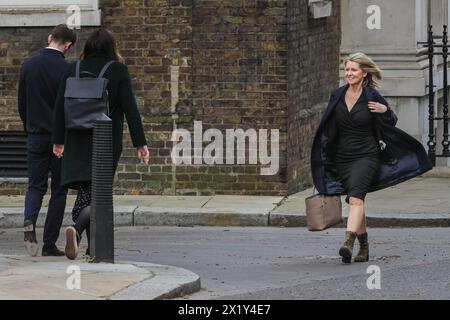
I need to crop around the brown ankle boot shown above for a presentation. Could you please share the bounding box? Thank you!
[339,231,357,264]
[354,232,369,262]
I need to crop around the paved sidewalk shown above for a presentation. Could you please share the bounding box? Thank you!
[0,174,449,229]
[0,254,200,300]
[0,171,449,299]
[272,176,450,228]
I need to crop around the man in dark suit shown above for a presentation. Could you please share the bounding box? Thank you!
[18,24,77,256]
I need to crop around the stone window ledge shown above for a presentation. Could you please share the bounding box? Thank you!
[0,178,27,183]
[0,1,101,27]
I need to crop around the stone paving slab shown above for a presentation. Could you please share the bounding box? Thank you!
[0,254,200,300]
[0,254,151,300]
[203,195,283,209]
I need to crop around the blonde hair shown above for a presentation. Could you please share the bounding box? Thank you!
[344,52,382,89]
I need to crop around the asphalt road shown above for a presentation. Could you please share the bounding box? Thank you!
[0,226,449,299]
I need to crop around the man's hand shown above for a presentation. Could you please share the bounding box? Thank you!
[137,145,150,164]
[53,144,64,158]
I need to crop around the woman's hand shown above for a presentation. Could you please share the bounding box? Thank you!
[137,145,150,164]
[53,144,64,158]
[368,101,388,113]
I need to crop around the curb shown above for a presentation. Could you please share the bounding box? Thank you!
[1,207,449,229]
[134,207,269,227]
[0,206,136,228]
[109,261,201,300]
[422,167,450,178]
[269,213,450,228]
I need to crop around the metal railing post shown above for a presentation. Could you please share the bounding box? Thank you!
[443,25,450,157]
[427,25,436,166]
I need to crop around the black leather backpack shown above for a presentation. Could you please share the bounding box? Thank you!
[64,60,114,130]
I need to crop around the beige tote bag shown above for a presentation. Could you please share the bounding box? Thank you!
[305,190,343,231]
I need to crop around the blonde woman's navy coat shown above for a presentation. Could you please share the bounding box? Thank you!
[311,85,432,195]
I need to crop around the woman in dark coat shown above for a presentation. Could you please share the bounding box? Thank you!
[311,52,432,264]
[52,29,149,259]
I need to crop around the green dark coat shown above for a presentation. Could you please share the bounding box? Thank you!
[53,53,147,188]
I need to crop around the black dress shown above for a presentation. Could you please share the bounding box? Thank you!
[334,89,380,202]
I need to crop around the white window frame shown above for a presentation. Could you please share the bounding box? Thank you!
[0,0,101,27]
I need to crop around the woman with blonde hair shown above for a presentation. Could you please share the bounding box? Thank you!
[311,52,431,263]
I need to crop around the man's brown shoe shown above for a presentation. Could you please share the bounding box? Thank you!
[42,245,65,256]
[24,220,39,257]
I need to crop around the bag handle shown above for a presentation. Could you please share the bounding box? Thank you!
[75,60,81,78]
[75,60,114,79]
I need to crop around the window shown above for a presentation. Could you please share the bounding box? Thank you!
[308,0,332,19]
[0,0,101,27]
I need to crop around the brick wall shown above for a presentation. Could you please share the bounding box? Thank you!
[0,0,340,196]
[286,0,341,194]
[102,0,193,195]
[181,0,288,195]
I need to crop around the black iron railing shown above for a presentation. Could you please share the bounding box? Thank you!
[418,25,450,166]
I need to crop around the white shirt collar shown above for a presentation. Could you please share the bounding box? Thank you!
[45,46,62,53]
